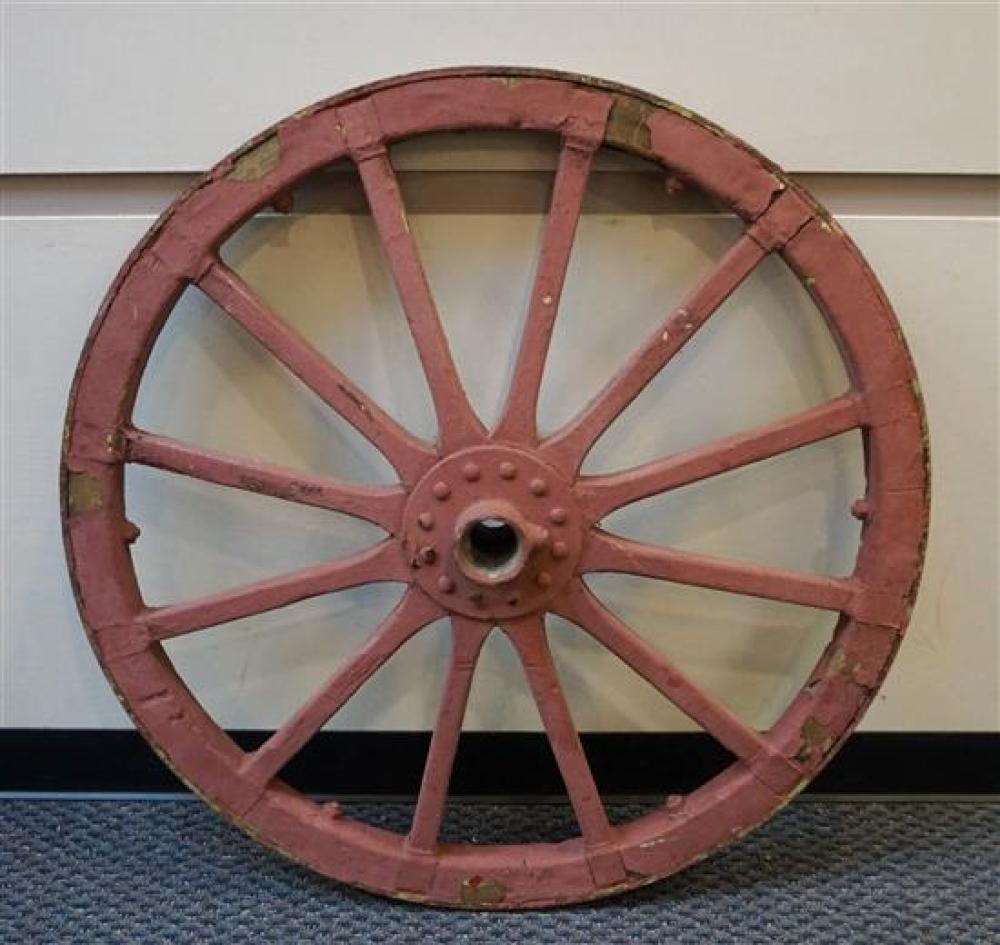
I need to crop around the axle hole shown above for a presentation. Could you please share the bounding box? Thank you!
[465,518,520,571]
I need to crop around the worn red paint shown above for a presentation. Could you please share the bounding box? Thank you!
[61,68,929,908]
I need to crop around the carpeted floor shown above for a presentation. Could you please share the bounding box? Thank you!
[1,799,997,943]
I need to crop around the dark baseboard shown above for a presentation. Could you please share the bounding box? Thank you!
[2,730,997,795]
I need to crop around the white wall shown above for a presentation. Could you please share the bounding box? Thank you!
[6,3,997,174]
[2,3,997,733]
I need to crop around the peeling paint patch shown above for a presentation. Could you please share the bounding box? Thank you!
[801,716,827,745]
[460,875,506,906]
[795,716,833,764]
[605,95,653,155]
[66,472,104,514]
[227,135,280,181]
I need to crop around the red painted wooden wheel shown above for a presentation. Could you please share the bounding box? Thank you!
[62,69,929,908]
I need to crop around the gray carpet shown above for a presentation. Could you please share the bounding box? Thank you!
[1,799,997,943]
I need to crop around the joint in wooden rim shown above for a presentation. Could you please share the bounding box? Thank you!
[337,98,390,163]
[747,189,815,252]
[560,89,614,153]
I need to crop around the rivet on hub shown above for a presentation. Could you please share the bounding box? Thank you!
[536,571,553,588]
[462,462,481,482]
[551,541,569,560]
[432,481,451,500]
[498,461,517,480]
[418,545,437,565]
[437,575,455,594]
[417,512,435,530]
[529,478,548,497]
[548,507,567,525]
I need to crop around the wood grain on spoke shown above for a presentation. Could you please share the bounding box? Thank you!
[339,99,485,452]
[241,589,443,787]
[553,581,777,764]
[581,530,856,613]
[406,618,492,854]
[494,141,601,443]
[145,540,406,641]
[577,394,864,521]
[502,616,618,854]
[124,427,406,533]
[541,234,766,474]
[198,260,434,484]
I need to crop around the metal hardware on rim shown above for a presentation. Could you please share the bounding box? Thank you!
[61,68,929,908]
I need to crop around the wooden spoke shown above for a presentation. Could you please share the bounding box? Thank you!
[241,589,444,788]
[493,141,600,443]
[145,540,406,641]
[577,394,864,521]
[124,427,406,533]
[198,260,435,484]
[339,102,485,453]
[581,530,857,614]
[541,233,766,474]
[553,581,777,764]
[502,616,618,854]
[405,618,492,854]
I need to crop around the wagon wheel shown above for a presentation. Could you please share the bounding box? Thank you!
[62,68,929,908]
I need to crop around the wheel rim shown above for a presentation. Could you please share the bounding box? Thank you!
[61,68,929,908]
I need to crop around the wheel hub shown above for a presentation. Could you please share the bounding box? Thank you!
[402,445,582,618]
